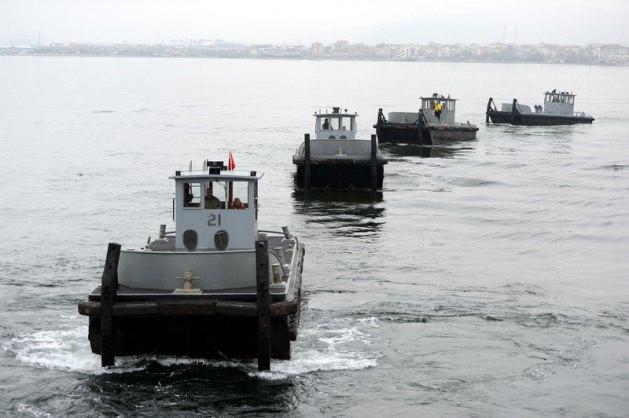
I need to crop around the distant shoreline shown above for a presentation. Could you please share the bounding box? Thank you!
[2,52,628,67]
[2,40,628,66]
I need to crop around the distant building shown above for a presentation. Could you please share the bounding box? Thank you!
[309,42,324,58]
[1,39,627,66]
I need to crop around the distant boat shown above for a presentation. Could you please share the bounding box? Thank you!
[293,107,387,191]
[486,90,594,125]
[374,93,479,145]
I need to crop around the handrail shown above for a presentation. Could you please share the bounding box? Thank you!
[268,250,288,278]
[258,229,286,235]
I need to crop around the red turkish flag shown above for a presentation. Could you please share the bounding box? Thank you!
[227,151,236,170]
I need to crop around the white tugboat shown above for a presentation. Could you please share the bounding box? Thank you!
[375,94,479,145]
[293,107,387,190]
[78,160,305,369]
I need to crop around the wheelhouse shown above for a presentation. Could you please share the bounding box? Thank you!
[543,90,575,116]
[170,162,261,251]
[421,94,457,124]
[314,107,358,140]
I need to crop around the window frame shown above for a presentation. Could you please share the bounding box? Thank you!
[182,181,202,210]
[204,180,228,210]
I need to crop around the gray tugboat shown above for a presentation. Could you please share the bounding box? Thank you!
[486,90,594,125]
[78,160,305,369]
[293,107,387,191]
[374,94,479,145]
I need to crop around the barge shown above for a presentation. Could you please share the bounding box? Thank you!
[486,90,594,125]
[78,161,305,369]
[374,94,478,145]
[293,107,387,191]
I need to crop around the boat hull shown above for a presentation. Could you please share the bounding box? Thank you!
[375,122,478,145]
[292,137,387,191]
[294,162,385,190]
[487,110,594,126]
[79,237,305,361]
[87,314,293,359]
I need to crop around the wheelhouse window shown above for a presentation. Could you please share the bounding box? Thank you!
[319,116,353,131]
[229,181,249,209]
[320,117,331,130]
[183,182,201,208]
[204,180,226,209]
[341,117,347,129]
[330,118,338,130]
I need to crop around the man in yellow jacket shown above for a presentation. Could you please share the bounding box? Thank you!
[434,101,443,121]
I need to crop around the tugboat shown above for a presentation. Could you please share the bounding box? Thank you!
[486,90,594,125]
[293,107,387,191]
[374,94,479,145]
[78,160,305,369]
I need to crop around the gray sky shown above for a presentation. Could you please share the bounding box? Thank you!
[2,0,628,45]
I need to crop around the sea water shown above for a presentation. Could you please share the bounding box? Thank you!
[0,56,628,416]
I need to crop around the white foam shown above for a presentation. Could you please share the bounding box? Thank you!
[249,320,379,380]
[3,316,380,378]
[2,327,105,373]
[1,327,244,374]
[253,349,377,379]
[15,403,53,418]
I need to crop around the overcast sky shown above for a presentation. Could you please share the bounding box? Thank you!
[2,0,628,45]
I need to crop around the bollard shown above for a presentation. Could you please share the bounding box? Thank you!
[370,134,378,191]
[100,242,121,367]
[255,240,271,371]
[271,263,283,284]
[512,99,518,124]
[304,133,311,190]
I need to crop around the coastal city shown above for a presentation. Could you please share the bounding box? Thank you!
[2,38,628,65]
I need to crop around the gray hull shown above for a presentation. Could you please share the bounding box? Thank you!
[486,110,595,126]
[428,124,478,144]
[375,122,478,145]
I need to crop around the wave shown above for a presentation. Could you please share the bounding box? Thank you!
[2,316,379,379]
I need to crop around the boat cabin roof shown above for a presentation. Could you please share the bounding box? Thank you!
[314,107,358,118]
[170,170,263,181]
[421,96,457,102]
[544,90,574,97]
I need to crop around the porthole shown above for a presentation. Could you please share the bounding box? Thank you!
[214,230,229,251]
[182,229,198,251]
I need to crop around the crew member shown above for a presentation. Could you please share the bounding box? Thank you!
[434,101,443,120]
[230,197,246,209]
[205,183,222,209]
